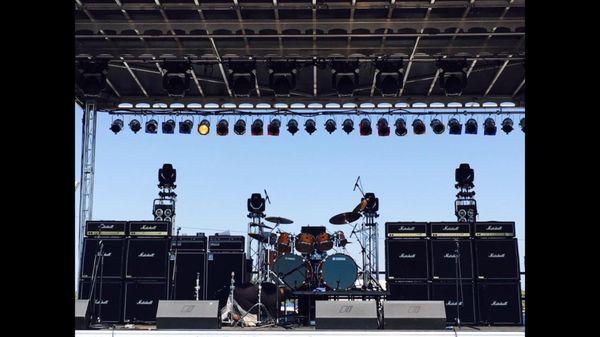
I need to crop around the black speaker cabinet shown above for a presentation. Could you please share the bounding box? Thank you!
[474,239,520,280]
[386,239,429,280]
[81,238,125,279]
[172,252,206,300]
[477,281,523,325]
[430,239,473,280]
[315,301,378,330]
[75,299,91,330]
[387,281,429,301]
[78,279,124,324]
[156,300,220,329]
[124,280,168,323]
[205,252,245,300]
[126,238,169,279]
[430,281,476,325]
[383,301,447,330]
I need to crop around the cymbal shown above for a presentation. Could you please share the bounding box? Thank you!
[353,198,369,213]
[248,232,277,244]
[329,212,362,225]
[249,222,273,229]
[265,216,294,225]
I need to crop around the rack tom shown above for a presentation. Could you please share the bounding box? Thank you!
[277,232,293,253]
[315,232,333,252]
[295,232,315,254]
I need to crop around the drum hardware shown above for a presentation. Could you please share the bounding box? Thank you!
[194,272,201,301]
[222,271,237,324]
[248,232,277,244]
[265,216,294,225]
[249,222,273,230]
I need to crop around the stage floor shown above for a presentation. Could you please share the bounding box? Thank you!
[76,326,524,337]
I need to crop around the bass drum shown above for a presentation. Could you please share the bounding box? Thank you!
[272,254,312,290]
[318,253,358,290]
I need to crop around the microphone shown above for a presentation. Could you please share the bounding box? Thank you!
[353,176,360,191]
[264,189,271,204]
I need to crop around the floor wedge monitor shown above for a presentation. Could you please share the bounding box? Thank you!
[156,300,220,329]
[315,300,378,330]
[383,301,446,330]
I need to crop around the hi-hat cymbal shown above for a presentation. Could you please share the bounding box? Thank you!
[329,212,362,225]
[265,216,294,225]
[248,232,277,244]
[249,222,273,229]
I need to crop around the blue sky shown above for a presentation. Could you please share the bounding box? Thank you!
[75,104,525,289]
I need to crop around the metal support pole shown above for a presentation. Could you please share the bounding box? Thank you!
[77,100,98,291]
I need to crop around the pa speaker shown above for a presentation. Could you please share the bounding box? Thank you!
[75,300,91,330]
[315,300,378,330]
[383,301,446,330]
[156,300,220,329]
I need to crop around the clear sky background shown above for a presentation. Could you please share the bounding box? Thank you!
[74,104,525,290]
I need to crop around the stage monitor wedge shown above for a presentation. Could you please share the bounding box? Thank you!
[383,301,447,330]
[156,300,220,329]
[75,299,91,330]
[315,300,378,330]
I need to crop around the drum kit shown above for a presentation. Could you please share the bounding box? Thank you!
[248,214,361,292]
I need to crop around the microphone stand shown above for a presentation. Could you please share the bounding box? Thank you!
[89,240,105,326]
[170,227,181,300]
[454,239,462,328]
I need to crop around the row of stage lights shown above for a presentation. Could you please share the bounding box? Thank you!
[110,116,525,136]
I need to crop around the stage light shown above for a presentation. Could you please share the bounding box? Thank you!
[465,118,478,134]
[287,119,299,135]
[162,61,190,97]
[483,118,497,136]
[501,118,514,134]
[247,193,266,214]
[129,119,142,133]
[374,58,404,96]
[519,117,525,133]
[268,60,298,97]
[448,118,462,135]
[331,60,360,97]
[305,119,317,135]
[234,119,246,135]
[216,119,229,136]
[438,60,468,96]
[377,118,390,136]
[268,119,281,136]
[158,163,176,188]
[324,119,337,134]
[77,60,108,97]
[198,119,210,135]
[251,119,264,136]
[359,118,372,136]
[455,163,474,189]
[162,119,175,134]
[394,118,407,136]
[145,119,158,134]
[110,119,124,134]
[430,119,445,134]
[179,119,193,134]
[227,59,257,97]
[342,118,354,134]
[412,119,426,135]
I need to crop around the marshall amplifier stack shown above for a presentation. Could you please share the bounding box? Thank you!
[385,221,521,326]
[206,235,246,300]
[79,220,172,326]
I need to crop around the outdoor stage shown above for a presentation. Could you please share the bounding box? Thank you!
[76,326,525,337]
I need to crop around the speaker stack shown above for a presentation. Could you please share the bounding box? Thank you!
[79,221,127,325]
[385,221,522,326]
[205,234,246,300]
[124,221,171,324]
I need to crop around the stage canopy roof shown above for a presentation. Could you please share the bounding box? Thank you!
[75,0,525,110]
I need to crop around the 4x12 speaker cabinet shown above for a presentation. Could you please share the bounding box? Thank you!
[172,252,206,300]
[430,281,476,325]
[386,239,429,280]
[430,239,473,280]
[477,281,523,325]
[126,238,169,279]
[78,279,124,324]
[124,280,168,323]
[474,239,520,280]
[81,238,125,279]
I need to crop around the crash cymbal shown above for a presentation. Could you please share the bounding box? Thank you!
[249,222,273,229]
[265,216,294,225]
[329,212,362,225]
[248,232,277,244]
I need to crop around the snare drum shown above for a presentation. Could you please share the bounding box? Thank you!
[295,232,315,254]
[315,232,333,252]
[277,232,293,253]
